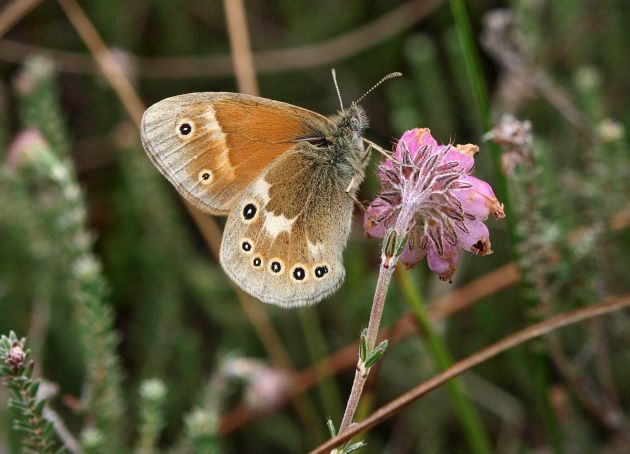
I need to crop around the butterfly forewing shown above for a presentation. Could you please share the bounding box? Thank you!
[140,92,331,214]
[219,143,354,307]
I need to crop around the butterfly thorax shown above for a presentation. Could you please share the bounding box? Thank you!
[307,103,368,194]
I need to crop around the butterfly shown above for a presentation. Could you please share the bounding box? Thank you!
[140,72,400,307]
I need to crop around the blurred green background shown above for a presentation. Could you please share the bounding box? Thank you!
[1,0,629,452]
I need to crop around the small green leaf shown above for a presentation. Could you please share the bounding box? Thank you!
[30,380,40,398]
[359,328,368,362]
[35,399,47,415]
[342,440,367,454]
[326,418,337,437]
[394,232,409,257]
[382,229,398,258]
[365,339,389,369]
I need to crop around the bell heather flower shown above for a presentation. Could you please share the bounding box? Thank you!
[364,128,505,281]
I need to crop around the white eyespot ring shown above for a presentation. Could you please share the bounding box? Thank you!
[268,258,285,275]
[176,118,195,140]
[290,263,309,282]
[198,169,213,185]
[241,202,259,223]
[313,263,330,279]
[240,238,254,254]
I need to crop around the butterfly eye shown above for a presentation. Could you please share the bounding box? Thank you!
[242,203,258,222]
[314,265,329,279]
[291,265,308,282]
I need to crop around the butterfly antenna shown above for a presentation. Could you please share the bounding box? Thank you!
[354,72,402,105]
[331,68,344,110]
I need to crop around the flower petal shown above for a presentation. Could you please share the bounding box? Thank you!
[399,227,427,268]
[395,128,437,161]
[455,175,505,220]
[427,241,460,281]
[444,145,475,173]
[456,220,492,255]
[364,198,393,238]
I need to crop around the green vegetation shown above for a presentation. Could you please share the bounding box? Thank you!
[1,1,629,452]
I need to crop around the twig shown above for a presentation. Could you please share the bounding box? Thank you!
[0,0,442,78]
[223,0,259,95]
[310,293,630,453]
[0,0,42,38]
[38,381,80,453]
[56,0,145,126]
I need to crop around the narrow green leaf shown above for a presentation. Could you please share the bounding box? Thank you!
[359,328,368,363]
[326,418,337,437]
[342,440,367,454]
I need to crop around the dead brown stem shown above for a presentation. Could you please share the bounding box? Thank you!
[0,0,441,78]
[223,0,259,95]
[310,293,630,454]
[0,0,42,39]
[57,0,145,126]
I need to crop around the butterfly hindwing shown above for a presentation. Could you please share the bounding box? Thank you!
[219,143,354,307]
[141,92,331,214]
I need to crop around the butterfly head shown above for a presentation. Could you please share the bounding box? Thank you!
[334,102,368,143]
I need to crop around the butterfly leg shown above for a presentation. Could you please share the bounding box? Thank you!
[363,138,406,167]
[362,138,391,160]
[345,177,366,212]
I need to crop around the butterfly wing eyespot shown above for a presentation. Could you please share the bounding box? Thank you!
[198,169,213,185]
[269,259,285,275]
[219,143,357,307]
[176,119,195,139]
[242,202,258,222]
[290,264,308,282]
[141,92,332,215]
[314,264,330,279]
[240,238,254,254]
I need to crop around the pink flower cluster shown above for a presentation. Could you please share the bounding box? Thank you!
[364,128,505,281]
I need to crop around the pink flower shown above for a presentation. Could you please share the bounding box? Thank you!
[364,128,504,281]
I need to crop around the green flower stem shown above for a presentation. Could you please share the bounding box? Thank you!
[449,1,561,449]
[339,260,395,433]
[299,308,345,424]
[397,269,492,454]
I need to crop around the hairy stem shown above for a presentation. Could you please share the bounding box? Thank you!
[339,259,395,432]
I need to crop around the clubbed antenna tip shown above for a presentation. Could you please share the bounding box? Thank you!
[354,72,403,105]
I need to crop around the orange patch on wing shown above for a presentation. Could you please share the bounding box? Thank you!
[214,99,325,182]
